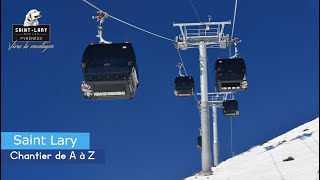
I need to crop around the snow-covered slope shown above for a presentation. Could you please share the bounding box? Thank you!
[185,118,319,180]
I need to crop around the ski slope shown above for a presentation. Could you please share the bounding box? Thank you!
[185,118,319,180]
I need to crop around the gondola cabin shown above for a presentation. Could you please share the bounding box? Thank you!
[81,43,139,100]
[222,100,239,116]
[215,58,247,92]
[174,76,194,97]
[197,136,202,149]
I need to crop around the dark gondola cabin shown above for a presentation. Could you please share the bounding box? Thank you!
[215,58,247,92]
[174,76,194,97]
[81,43,139,100]
[197,136,202,149]
[222,100,239,116]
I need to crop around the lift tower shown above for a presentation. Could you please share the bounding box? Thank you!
[174,19,231,174]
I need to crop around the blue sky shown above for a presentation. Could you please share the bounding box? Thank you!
[1,0,319,180]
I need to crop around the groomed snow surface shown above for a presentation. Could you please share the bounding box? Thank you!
[185,118,319,180]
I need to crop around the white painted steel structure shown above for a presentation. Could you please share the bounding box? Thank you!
[174,20,233,174]
[82,0,241,176]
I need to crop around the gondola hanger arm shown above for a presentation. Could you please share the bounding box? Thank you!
[92,10,111,44]
[92,11,108,22]
[176,63,183,76]
[83,0,174,42]
[230,37,241,59]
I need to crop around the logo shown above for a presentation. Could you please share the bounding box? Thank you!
[9,9,54,53]
[13,9,50,42]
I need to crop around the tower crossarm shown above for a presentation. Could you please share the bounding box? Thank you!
[173,21,231,50]
[197,92,234,108]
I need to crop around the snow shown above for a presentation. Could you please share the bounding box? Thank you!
[184,118,319,180]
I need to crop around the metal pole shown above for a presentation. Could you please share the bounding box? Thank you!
[212,105,219,166]
[199,41,212,173]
